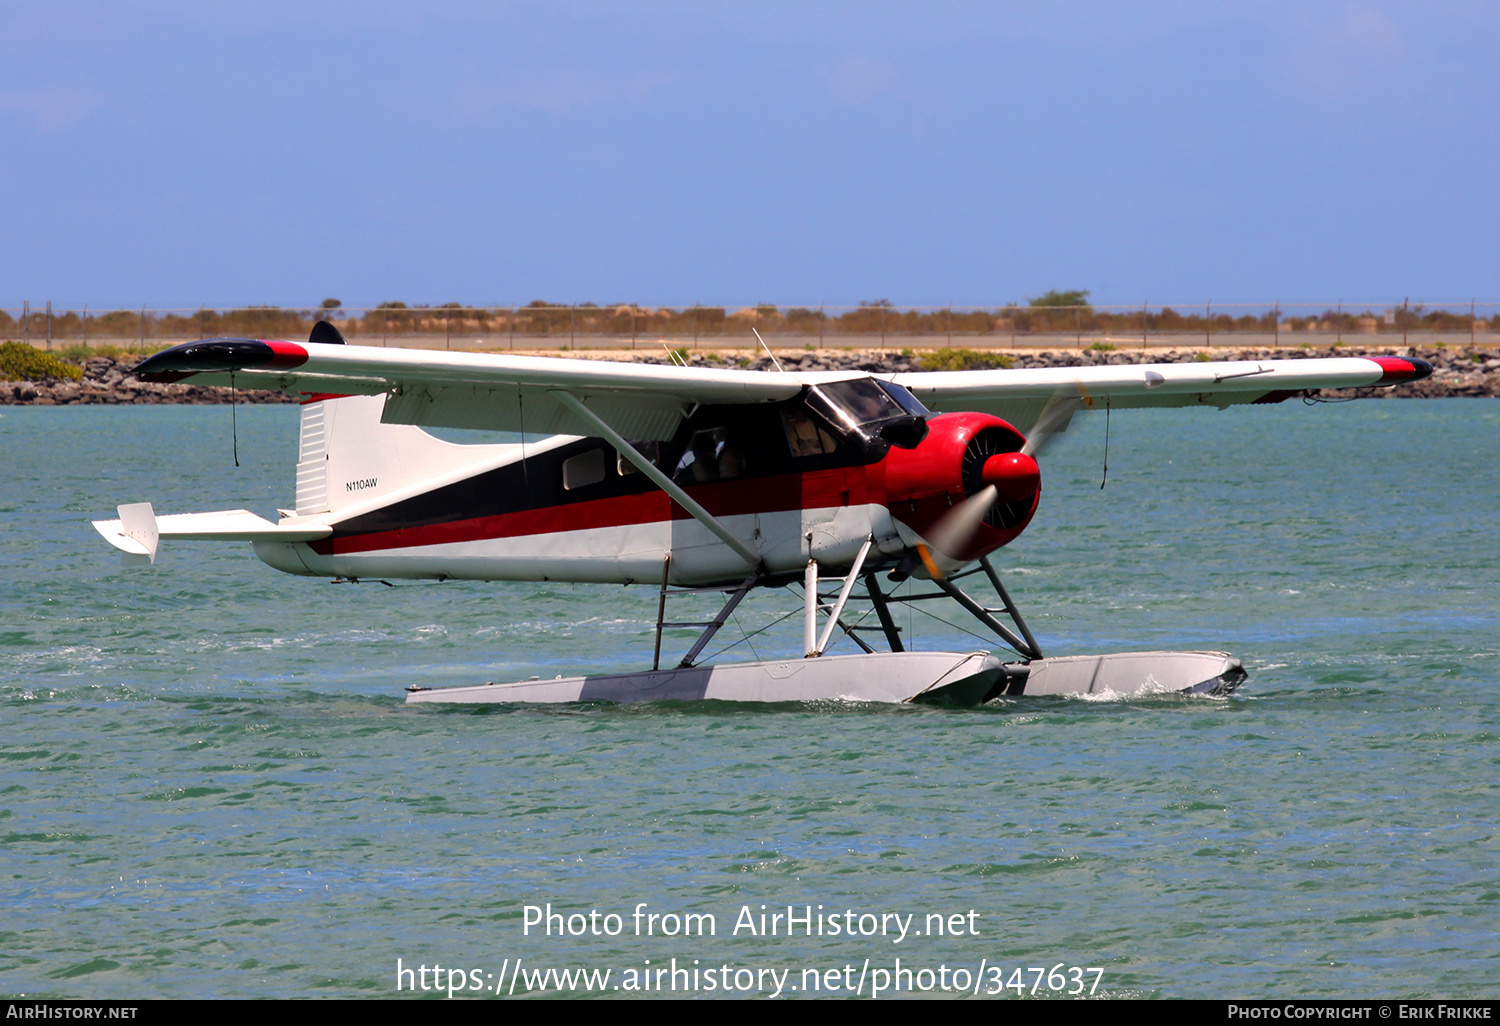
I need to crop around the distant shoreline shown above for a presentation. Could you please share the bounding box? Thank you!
[6,297,1498,353]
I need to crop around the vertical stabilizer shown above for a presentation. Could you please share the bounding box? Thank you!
[295,401,330,514]
[116,502,159,566]
[294,394,525,516]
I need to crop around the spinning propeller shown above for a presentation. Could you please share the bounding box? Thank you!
[1020,391,1084,459]
[921,389,1082,570]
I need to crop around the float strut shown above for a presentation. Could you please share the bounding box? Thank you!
[979,556,1042,659]
[677,574,757,668]
[933,573,1042,661]
[652,554,670,671]
[863,572,905,652]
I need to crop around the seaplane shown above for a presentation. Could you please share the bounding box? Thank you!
[91,321,1432,705]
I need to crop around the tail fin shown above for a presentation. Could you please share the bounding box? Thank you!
[294,398,334,514]
[294,394,521,517]
[95,384,520,566]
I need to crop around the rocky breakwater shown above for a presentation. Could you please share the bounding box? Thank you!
[1,355,298,406]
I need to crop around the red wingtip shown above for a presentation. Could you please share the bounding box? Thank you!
[1368,356,1433,384]
[264,341,310,369]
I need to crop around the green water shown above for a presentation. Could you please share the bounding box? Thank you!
[1,400,1497,999]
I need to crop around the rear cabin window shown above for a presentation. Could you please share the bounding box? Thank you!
[562,449,607,490]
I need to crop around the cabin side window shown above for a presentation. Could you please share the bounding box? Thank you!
[673,427,746,483]
[781,408,838,457]
[562,448,607,490]
[616,440,661,477]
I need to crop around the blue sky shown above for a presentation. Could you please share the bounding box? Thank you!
[2,2,1495,309]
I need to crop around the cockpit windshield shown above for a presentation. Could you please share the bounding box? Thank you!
[814,379,930,430]
[804,378,932,453]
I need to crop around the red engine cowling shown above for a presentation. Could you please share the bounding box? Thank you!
[877,412,1041,562]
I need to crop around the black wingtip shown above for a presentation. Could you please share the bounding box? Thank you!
[309,320,347,345]
[133,338,311,381]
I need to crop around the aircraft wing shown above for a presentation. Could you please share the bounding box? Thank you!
[135,339,804,440]
[134,338,1430,441]
[887,355,1432,434]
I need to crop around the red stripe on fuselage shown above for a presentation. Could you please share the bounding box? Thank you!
[310,465,877,556]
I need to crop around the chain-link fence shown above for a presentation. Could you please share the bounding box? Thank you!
[5,300,1497,352]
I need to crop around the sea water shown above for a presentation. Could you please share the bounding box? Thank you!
[1,399,1497,999]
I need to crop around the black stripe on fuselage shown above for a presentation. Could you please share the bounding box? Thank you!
[328,400,876,540]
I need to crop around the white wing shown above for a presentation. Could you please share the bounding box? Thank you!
[136,339,801,440]
[135,338,1430,440]
[888,356,1430,434]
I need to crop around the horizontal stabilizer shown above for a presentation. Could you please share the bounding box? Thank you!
[93,505,331,565]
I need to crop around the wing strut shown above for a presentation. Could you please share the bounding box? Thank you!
[549,390,762,570]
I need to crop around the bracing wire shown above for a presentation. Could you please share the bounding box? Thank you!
[1100,396,1110,489]
[906,601,1000,647]
[517,386,530,491]
[1303,388,1378,404]
[230,371,239,467]
[700,606,802,664]
[730,610,760,661]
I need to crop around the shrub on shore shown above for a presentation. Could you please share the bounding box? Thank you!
[0,341,83,381]
[55,343,149,361]
[918,348,1014,371]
